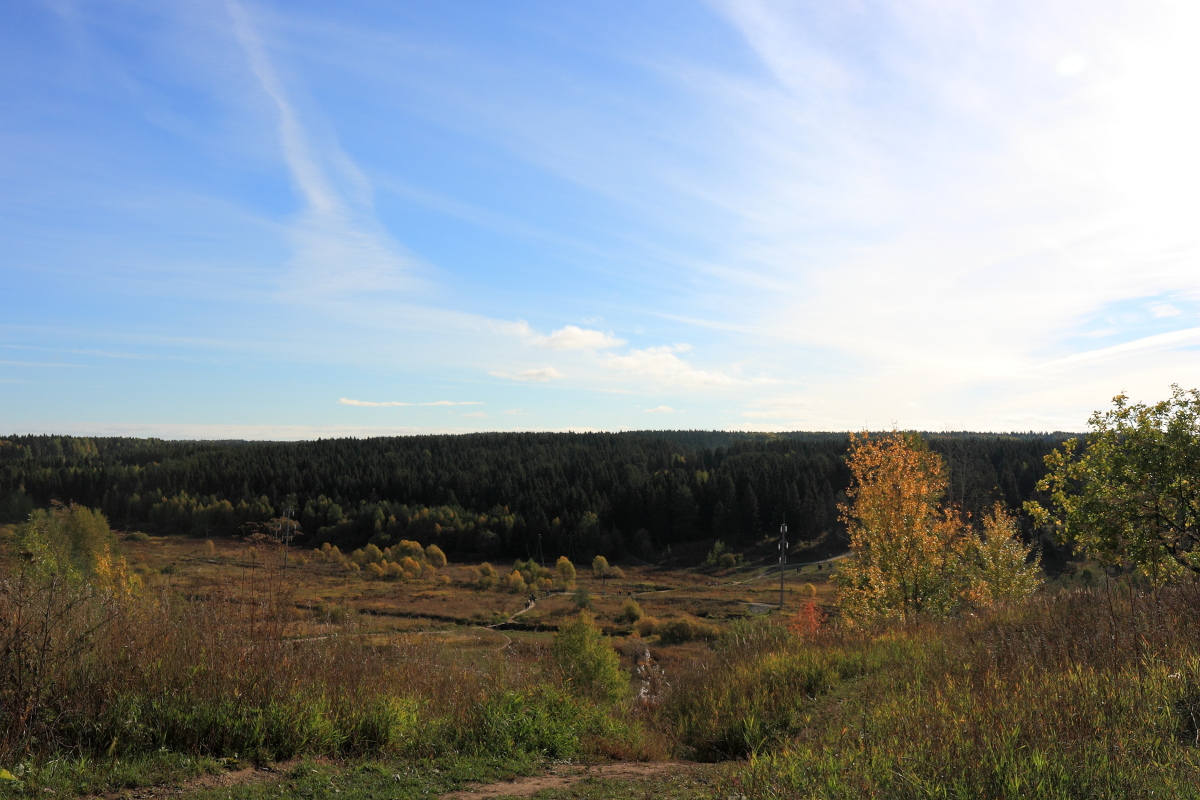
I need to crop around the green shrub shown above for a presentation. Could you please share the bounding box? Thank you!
[448,687,636,760]
[552,612,627,706]
[622,598,644,624]
[476,562,498,590]
[503,569,527,594]
[657,617,719,645]
[424,544,447,568]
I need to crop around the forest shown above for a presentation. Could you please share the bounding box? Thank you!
[0,430,1068,560]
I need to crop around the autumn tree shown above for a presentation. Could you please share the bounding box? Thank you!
[1026,386,1200,582]
[555,555,576,589]
[15,503,127,589]
[836,432,1039,625]
[551,611,626,705]
[592,554,614,594]
[972,504,1042,604]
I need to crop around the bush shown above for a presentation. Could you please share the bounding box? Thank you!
[556,556,576,589]
[573,586,592,609]
[424,544,447,568]
[551,612,627,706]
[622,598,644,624]
[476,562,498,590]
[705,540,743,570]
[657,617,719,645]
[503,570,528,594]
[634,616,658,637]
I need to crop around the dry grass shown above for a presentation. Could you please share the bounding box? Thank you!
[117,535,835,648]
[658,580,1200,798]
[0,537,662,771]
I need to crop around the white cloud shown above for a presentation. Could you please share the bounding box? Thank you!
[536,325,625,350]
[600,346,739,387]
[644,405,676,413]
[501,321,624,350]
[338,398,482,407]
[488,367,565,382]
[227,0,420,299]
[1056,54,1089,77]
[1032,327,1200,371]
[462,411,489,418]
[1151,303,1182,318]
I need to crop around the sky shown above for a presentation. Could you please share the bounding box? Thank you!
[2,0,1199,439]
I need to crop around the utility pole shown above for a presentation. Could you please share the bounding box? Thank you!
[280,508,294,570]
[778,517,788,610]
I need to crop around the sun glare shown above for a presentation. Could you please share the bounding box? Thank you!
[1100,3,1200,233]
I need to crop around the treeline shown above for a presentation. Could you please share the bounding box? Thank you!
[0,431,1069,561]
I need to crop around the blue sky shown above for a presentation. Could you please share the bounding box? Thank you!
[3,0,1199,438]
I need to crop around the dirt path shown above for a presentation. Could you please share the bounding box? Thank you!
[86,759,313,800]
[439,760,691,799]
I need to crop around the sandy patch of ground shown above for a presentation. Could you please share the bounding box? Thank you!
[440,760,688,799]
[89,759,315,800]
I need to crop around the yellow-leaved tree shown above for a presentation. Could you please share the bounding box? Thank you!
[835,432,1039,625]
[14,502,134,593]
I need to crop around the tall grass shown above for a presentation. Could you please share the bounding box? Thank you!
[663,581,1200,798]
[0,551,651,770]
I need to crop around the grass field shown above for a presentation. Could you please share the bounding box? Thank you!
[118,533,838,660]
[9,527,1200,799]
[0,528,824,798]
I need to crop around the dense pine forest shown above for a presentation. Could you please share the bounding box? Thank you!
[0,431,1070,561]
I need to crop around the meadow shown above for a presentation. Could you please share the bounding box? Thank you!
[5,521,1200,799]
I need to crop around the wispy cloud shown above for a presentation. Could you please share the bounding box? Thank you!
[338,398,482,407]
[488,367,565,382]
[225,0,422,299]
[600,346,741,387]
[1033,327,1200,371]
[644,405,676,413]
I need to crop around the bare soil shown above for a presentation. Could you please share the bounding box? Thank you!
[439,760,690,799]
[88,758,315,800]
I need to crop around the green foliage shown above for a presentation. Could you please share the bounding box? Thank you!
[14,503,121,586]
[449,688,637,760]
[475,562,498,590]
[551,612,627,706]
[1027,385,1200,581]
[424,543,447,568]
[718,585,1200,798]
[555,555,576,588]
[502,569,527,594]
[0,431,1066,561]
[973,503,1043,603]
[621,598,643,623]
[704,540,743,570]
[663,617,866,759]
[655,617,720,645]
